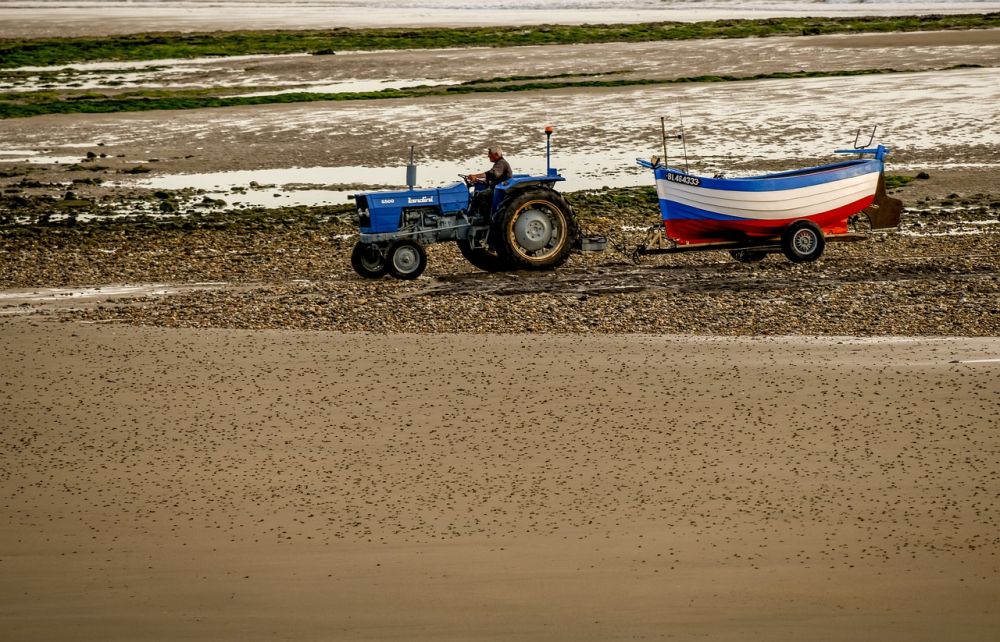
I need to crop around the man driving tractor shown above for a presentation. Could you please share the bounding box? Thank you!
[466,145,512,216]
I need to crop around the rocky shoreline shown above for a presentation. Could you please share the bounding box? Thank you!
[2,185,998,336]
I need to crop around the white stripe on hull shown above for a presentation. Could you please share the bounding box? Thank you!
[656,171,879,220]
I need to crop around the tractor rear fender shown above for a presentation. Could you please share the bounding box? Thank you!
[492,175,565,213]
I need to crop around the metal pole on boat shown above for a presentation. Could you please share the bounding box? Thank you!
[660,116,668,168]
[678,108,690,173]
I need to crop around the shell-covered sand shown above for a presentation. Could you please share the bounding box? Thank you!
[2,321,999,640]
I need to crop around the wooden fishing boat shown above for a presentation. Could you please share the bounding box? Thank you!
[635,144,902,263]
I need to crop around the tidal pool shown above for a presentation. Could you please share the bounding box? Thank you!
[130,151,652,208]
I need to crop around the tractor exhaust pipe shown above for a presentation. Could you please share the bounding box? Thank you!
[406,145,417,190]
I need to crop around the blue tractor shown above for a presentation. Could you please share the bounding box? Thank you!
[350,127,581,279]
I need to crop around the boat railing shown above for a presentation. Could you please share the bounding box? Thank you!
[833,144,889,161]
[638,143,889,174]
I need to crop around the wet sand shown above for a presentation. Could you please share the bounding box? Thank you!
[2,317,999,640]
[3,2,997,39]
[0,5,679,39]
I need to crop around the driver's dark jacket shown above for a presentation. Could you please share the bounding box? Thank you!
[485,157,513,186]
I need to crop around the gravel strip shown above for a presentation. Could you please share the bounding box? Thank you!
[3,197,997,335]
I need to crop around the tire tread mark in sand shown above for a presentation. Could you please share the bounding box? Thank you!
[397,261,1000,298]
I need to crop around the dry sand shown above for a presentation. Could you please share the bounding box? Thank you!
[2,317,999,640]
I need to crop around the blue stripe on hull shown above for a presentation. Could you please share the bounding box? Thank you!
[660,199,745,222]
[654,158,882,193]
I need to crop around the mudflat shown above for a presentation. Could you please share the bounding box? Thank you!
[2,318,998,640]
[3,30,1000,178]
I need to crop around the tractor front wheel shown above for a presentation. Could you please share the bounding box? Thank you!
[351,242,388,279]
[496,188,578,270]
[387,240,427,280]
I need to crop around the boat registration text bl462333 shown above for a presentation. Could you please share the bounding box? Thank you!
[666,173,701,187]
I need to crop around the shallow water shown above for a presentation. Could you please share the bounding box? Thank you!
[3,0,999,37]
[0,152,91,165]
[237,79,461,98]
[131,150,650,207]
[4,67,995,210]
[107,67,1000,197]
[0,54,304,92]
[1,52,461,95]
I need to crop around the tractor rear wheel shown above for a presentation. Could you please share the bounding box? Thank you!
[351,242,387,279]
[495,188,578,270]
[457,238,511,273]
[387,239,427,280]
[781,220,825,263]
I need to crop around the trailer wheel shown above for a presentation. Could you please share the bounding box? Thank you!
[496,188,578,270]
[456,239,511,273]
[781,220,825,263]
[729,249,768,263]
[351,242,388,279]
[387,240,427,280]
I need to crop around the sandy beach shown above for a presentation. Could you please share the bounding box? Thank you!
[3,4,1000,639]
[2,318,999,640]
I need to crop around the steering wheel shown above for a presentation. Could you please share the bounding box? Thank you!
[458,173,477,187]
